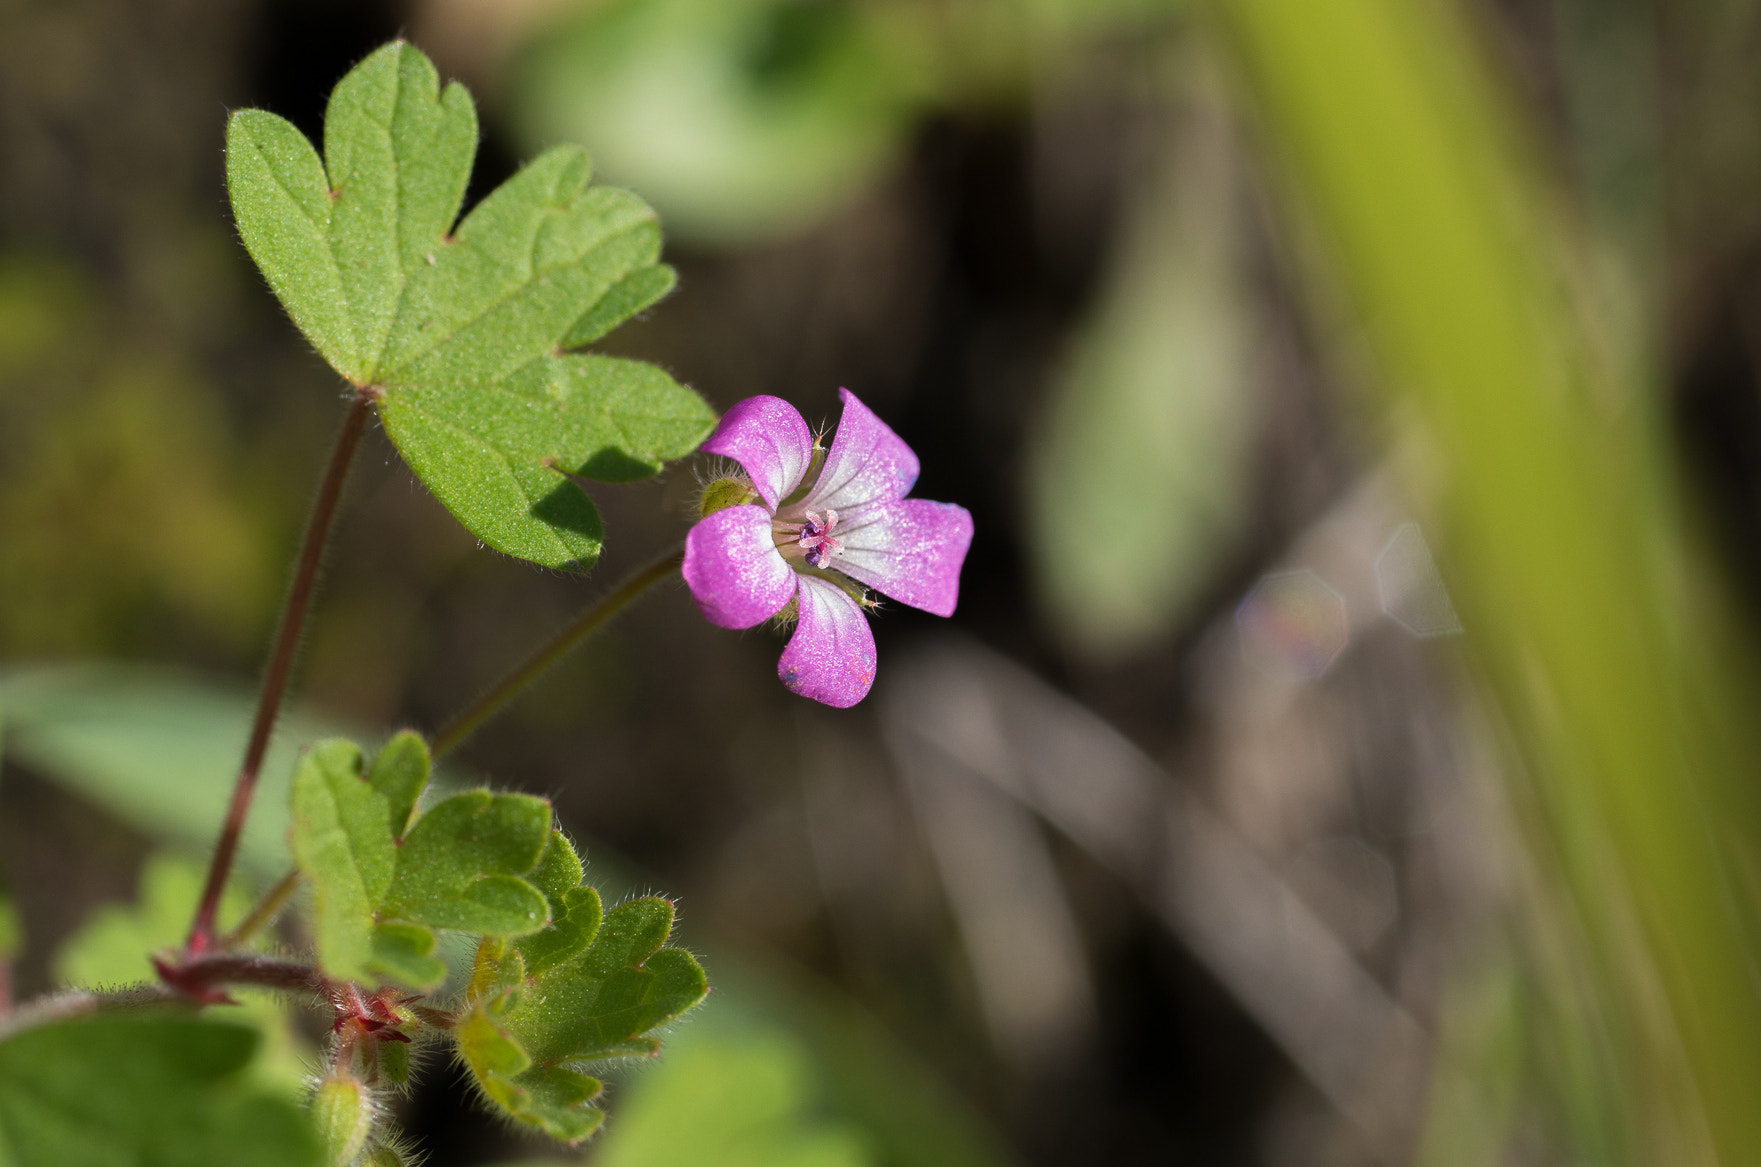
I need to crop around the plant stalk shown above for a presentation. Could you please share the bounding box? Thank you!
[186,390,376,955]
[221,867,302,952]
[429,545,684,760]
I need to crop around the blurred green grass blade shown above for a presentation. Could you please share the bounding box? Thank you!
[1209,0,1761,1161]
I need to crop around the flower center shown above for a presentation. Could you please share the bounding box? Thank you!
[790,509,843,568]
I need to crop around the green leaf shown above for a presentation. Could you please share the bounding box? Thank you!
[366,730,429,840]
[458,898,707,1146]
[381,790,551,934]
[292,744,553,988]
[0,1015,320,1166]
[377,351,712,570]
[507,897,706,1066]
[291,740,396,983]
[518,832,603,975]
[227,40,715,571]
[369,923,447,990]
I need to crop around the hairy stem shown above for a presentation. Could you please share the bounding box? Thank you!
[163,953,326,997]
[186,390,376,954]
[222,867,302,952]
[3,955,329,1040]
[429,545,684,760]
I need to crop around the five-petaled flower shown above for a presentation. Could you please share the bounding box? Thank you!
[682,389,973,707]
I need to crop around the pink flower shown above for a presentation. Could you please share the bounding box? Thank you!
[682,389,974,707]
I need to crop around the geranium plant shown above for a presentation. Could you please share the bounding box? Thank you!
[0,40,967,1166]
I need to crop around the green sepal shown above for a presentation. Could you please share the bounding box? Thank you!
[226,40,715,572]
[378,1039,412,1088]
[312,1074,373,1167]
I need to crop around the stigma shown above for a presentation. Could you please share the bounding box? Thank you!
[792,509,843,568]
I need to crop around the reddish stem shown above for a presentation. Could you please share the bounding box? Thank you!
[186,390,376,954]
[157,952,327,1001]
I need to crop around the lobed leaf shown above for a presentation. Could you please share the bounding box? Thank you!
[517,832,603,975]
[508,897,706,1066]
[290,737,552,989]
[381,790,551,934]
[457,897,707,1145]
[291,740,396,983]
[365,729,429,840]
[227,40,715,571]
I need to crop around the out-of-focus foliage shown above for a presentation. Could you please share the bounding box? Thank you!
[51,853,312,1097]
[506,0,931,246]
[0,665,343,877]
[1028,56,1254,654]
[595,1030,873,1167]
[0,1015,319,1167]
[0,257,274,656]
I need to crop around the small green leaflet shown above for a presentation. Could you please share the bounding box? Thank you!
[0,1015,320,1166]
[290,734,552,989]
[457,891,708,1145]
[227,40,715,570]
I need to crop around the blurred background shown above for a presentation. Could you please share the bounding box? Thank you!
[7,0,1761,1164]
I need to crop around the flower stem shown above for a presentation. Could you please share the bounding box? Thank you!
[429,545,684,761]
[221,867,302,952]
[186,390,376,955]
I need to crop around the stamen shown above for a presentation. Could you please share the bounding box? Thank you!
[791,509,843,567]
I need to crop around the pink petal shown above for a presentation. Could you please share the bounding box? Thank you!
[832,499,973,617]
[700,396,815,511]
[683,504,797,629]
[778,576,877,708]
[798,389,920,513]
